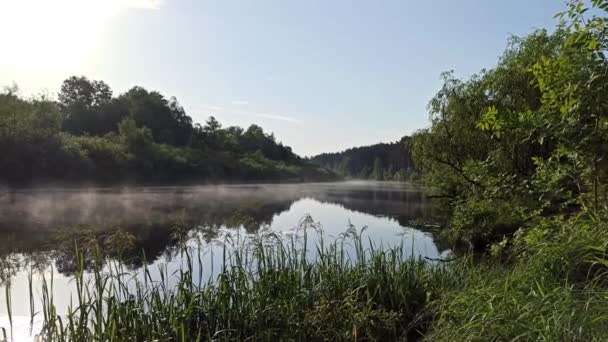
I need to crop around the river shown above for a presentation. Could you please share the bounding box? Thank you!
[0,181,444,340]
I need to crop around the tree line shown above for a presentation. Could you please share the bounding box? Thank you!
[309,137,418,181]
[0,77,336,186]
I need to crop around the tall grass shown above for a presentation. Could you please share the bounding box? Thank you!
[1,221,453,341]
[5,216,607,341]
[427,217,608,341]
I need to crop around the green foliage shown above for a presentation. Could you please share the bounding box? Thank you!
[59,76,127,136]
[429,216,608,341]
[0,91,64,183]
[412,1,608,339]
[3,226,455,341]
[372,157,384,180]
[310,137,417,181]
[446,197,523,252]
[119,86,192,146]
[0,80,336,185]
[410,21,607,250]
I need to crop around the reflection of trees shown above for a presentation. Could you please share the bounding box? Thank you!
[308,188,432,227]
[0,183,442,276]
[0,234,38,285]
[0,253,20,286]
[0,189,297,275]
[305,188,449,251]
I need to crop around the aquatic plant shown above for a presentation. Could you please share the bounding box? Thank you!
[1,220,452,341]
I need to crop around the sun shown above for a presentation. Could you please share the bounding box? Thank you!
[0,0,160,74]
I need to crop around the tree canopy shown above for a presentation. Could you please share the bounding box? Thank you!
[411,1,608,252]
[0,78,336,186]
[310,137,417,181]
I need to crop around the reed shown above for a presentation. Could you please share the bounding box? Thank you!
[2,218,608,340]
[2,222,452,341]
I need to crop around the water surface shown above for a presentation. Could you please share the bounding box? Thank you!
[0,181,442,340]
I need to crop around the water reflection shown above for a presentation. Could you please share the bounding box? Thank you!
[0,181,447,342]
[0,181,439,279]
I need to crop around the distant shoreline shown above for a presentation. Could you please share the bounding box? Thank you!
[0,179,426,193]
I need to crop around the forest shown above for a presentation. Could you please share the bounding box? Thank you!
[0,78,336,186]
[309,137,419,181]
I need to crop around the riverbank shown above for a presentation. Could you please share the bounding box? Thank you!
[2,214,606,341]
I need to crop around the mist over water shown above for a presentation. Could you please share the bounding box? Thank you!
[0,181,442,341]
[0,181,425,228]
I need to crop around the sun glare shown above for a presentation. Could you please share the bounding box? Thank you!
[0,0,159,73]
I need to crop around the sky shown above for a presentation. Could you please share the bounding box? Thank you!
[0,0,566,156]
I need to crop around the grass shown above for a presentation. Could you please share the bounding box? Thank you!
[1,219,454,341]
[427,216,608,341]
[428,262,608,341]
[2,216,608,341]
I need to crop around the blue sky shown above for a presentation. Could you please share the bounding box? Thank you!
[0,0,565,156]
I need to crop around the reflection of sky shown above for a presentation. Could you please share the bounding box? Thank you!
[0,196,439,341]
[272,198,439,259]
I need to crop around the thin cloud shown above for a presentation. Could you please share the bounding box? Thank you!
[231,100,249,106]
[254,113,301,124]
[193,103,302,125]
[196,104,224,112]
